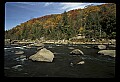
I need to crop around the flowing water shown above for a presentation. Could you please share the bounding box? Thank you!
[4,44,115,78]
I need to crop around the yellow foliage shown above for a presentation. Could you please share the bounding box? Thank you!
[79,27,84,32]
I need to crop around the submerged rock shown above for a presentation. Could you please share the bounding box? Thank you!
[70,56,85,67]
[98,50,116,57]
[70,49,84,55]
[15,51,24,55]
[82,45,91,49]
[12,65,23,71]
[108,45,116,48]
[15,55,27,63]
[29,48,54,62]
[68,47,74,50]
[12,65,23,69]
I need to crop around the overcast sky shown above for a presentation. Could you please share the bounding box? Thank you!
[5,2,106,30]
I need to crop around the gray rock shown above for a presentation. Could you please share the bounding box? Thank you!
[98,45,106,49]
[77,61,85,65]
[29,48,54,62]
[70,49,84,55]
[98,50,116,57]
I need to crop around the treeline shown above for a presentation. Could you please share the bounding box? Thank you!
[5,3,116,40]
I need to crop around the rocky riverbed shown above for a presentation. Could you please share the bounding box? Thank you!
[4,43,115,77]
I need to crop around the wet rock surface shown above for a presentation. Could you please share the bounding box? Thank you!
[98,50,116,57]
[29,48,54,62]
[70,49,84,55]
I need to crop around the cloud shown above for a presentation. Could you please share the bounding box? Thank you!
[44,2,53,6]
[59,2,105,11]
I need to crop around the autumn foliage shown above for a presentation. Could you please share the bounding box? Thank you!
[5,3,116,40]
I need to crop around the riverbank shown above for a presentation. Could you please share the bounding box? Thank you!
[42,39,116,45]
[5,39,116,46]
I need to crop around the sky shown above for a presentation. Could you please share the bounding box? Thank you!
[5,2,106,31]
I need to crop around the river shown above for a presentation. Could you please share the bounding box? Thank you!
[4,43,115,78]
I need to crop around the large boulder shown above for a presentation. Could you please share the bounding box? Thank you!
[98,45,106,49]
[98,50,116,57]
[29,48,54,62]
[70,49,84,55]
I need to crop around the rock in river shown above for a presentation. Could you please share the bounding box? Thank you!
[29,48,54,62]
[15,51,24,55]
[77,61,85,65]
[98,45,106,49]
[70,49,84,55]
[34,43,44,47]
[98,50,116,57]
[12,65,23,71]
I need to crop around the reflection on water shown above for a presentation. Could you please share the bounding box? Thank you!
[4,44,115,77]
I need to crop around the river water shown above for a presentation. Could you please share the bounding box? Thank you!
[4,44,115,78]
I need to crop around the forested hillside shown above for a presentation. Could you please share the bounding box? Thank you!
[5,3,116,40]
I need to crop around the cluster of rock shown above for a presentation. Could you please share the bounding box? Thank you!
[92,44,116,58]
[10,38,116,67]
[96,45,116,58]
[70,49,85,66]
[5,39,11,45]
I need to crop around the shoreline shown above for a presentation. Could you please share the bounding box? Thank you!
[42,41,115,45]
[5,39,116,45]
